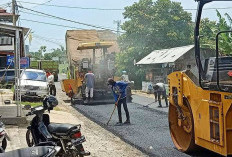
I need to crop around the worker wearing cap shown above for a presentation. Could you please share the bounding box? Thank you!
[153,82,168,108]
[108,78,130,125]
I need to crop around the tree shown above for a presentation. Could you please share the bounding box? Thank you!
[27,46,46,60]
[116,0,193,88]
[199,10,232,55]
[199,18,217,49]
[44,46,67,63]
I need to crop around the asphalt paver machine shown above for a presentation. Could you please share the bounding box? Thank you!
[61,42,132,105]
[168,0,232,156]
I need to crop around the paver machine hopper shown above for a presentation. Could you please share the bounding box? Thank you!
[168,0,232,156]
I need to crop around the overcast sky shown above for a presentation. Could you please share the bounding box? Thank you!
[0,0,232,52]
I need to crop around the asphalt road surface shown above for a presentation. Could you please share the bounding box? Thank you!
[72,96,221,157]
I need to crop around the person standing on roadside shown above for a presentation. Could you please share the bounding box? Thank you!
[153,82,168,108]
[107,78,130,125]
[84,69,95,103]
[48,72,56,96]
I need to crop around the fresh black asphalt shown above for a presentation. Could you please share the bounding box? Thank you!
[73,95,221,157]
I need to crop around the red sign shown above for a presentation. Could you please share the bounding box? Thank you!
[227,71,232,77]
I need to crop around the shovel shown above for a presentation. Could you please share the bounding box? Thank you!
[106,94,121,126]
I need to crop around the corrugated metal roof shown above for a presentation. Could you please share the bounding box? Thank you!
[136,45,194,65]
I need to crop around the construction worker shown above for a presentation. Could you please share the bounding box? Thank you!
[153,82,168,108]
[48,72,56,96]
[108,78,130,125]
[84,69,95,103]
[121,71,129,82]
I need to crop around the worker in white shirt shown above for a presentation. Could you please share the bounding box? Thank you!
[48,72,56,96]
[153,82,168,108]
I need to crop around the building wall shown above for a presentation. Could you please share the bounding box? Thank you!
[175,48,214,71]
[144,48,214,84]
[66,30,120,78]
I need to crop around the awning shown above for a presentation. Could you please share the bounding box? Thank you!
[136,45,194,65]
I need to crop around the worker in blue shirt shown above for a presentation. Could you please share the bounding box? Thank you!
[108,78,130,125]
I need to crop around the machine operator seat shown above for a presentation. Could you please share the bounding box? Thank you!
[48,123,78,135]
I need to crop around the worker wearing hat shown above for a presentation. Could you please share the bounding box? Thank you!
[108,78,130,125]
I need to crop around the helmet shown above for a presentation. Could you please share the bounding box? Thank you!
[43,95,58,111]
[107,78,115,85]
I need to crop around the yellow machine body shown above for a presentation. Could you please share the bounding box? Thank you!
[62,41,114,98]
[77,42,114,50]
[61,68,84,97]
[168,71,232,156]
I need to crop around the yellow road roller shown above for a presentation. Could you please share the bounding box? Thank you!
[168,0,232,156]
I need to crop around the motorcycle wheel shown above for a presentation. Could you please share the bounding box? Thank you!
[0,147,4,153]
[1,138,7,150]
[26,129,34,147]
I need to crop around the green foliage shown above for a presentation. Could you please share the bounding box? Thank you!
[27,46,46,60]
[116,0,193,88]
[28,46,67,63]
[200,10,232,55]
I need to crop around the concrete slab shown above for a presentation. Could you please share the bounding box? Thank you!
[0,89,13,106]
[0,106,27,125]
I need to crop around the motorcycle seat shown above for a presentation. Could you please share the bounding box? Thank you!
[48,123,78,134]
[0,146,59,157]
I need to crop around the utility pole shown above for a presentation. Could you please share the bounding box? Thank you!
[113,20,121,37]
[12,0,16,26]
[12,0,21,116]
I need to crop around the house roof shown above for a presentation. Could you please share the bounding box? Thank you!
[0,8,19,23]
[0,23,29,35]
[136,45,194,65]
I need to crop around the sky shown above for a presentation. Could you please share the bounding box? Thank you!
[0,0,232,52]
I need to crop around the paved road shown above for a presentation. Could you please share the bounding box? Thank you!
[73,95,220,157]
[57,74,218,157]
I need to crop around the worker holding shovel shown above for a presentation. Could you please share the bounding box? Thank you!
[107,78,130,126]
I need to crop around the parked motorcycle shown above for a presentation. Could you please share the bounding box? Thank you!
[0,146,61,157]
[0,116,10,153]
[26,96,90,157]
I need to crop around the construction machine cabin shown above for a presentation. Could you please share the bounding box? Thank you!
[168,0,232,156]
[63,30,122,104]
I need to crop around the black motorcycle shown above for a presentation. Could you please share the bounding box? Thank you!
[0,116,10,153]
[0,146,61,157]
[26,96,90,157]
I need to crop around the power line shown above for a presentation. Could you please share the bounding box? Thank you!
[21,18,85,29]
[18,5,122,33]
[16,1,232,11]
[18,1,124,11]
[19,9,117,31]
[19,8,117,31]
[33,34,63,46]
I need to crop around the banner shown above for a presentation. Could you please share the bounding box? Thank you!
[6,55,30,68]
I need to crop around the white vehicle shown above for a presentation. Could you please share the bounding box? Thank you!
[20,69,48,99]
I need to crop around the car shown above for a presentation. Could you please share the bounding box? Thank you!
[0,69,14,83]
[0,69,22,89]
[20,69,48,100]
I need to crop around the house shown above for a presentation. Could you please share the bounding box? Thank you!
[136,45,214,91]
[0,23,29,68]
[0,8,19,23]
